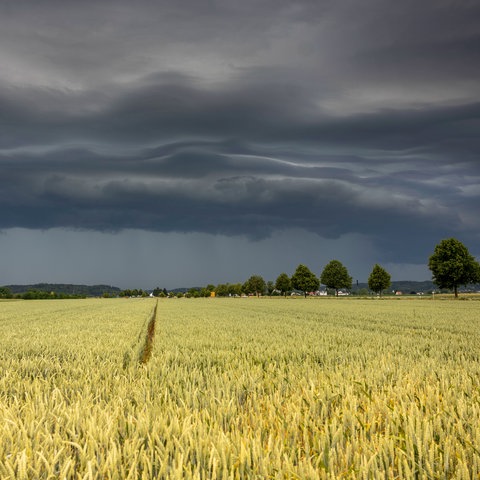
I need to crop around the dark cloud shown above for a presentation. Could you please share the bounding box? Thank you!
[1,0,479,285]
[1,136,477,264]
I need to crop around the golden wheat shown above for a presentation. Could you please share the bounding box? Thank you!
[0,297,479,478]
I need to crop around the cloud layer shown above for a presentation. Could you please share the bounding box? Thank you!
[1,0,479,284]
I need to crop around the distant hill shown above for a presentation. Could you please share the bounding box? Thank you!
[169,287,201,294]
[388,280,435,293]
[5,283,122,297]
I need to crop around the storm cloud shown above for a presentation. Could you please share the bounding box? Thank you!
[1,0,479,286]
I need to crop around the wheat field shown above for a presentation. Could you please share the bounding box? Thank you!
[1,297,479,478]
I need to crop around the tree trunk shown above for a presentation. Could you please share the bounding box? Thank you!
[454,285,458,298]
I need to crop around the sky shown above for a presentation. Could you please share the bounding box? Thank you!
[1,0,479,289]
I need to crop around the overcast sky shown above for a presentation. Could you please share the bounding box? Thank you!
[1,0,479,289]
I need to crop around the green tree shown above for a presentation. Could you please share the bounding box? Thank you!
[266,281,275,297]
[229,283,243,297]
[368,264,391,296]
[153,287,164,297]
[275,272,292,297]
[291,264,319,298]
[187,288,200,298]
[216,283,242,297]
[0,286,12,299]
[243,275,266,297]
[428,238,480,298]
[215,283,230,297]
[320,260,352,296]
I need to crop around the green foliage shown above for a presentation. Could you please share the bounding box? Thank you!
[21,290,85,300]
[5,283,120,297]
[120,288,147,297]
[0,286,13,299]
[187,288,201,298]
[368,264,391,296]
[214,283,242,297]
[275,272,292,297]
[291,264,319,298]
[356,287,370,296]
[152,287,167,297]
[320,260,352,296]
[215,284,229,297]
[428,238,480,298]
[231,283,242,297]
[243,275,266,297]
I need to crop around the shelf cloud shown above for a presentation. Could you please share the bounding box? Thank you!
[1,0,479,287]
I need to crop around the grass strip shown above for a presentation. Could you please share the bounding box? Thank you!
[138,300,158,365]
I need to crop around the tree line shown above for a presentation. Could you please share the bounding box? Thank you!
[147,261,392,299]
[1,238,479,300]
[151,238,480,299]
[219,260,390,298]
[0,288,86,300]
